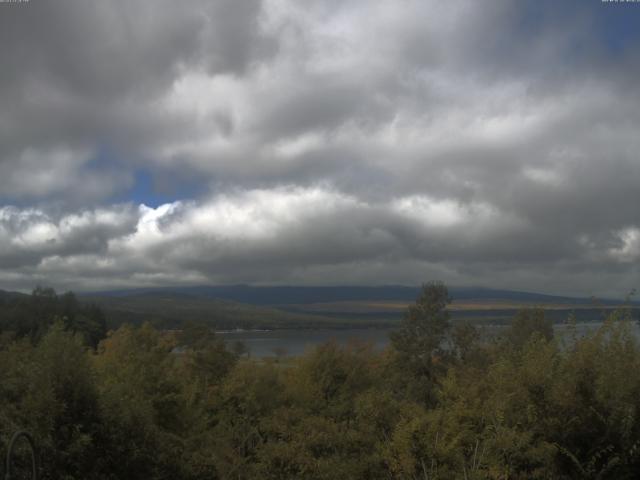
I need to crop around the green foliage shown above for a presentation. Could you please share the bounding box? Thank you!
[179,322,238,387]
[0,323,102,479]
[389,281,452,404]
[451,321,481,362]
[506,307,554,349]
[85,293,394,331]
[0,287,107,348]
[3,284,640,479]
[92,323,194,479]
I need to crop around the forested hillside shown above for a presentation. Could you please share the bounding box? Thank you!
[83,292,395,330]
[85,284,639,306]
[0,287,107,347]
[83,285,639,329]
[1,283,640,479]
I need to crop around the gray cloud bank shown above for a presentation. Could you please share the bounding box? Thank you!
[0,0,639,296]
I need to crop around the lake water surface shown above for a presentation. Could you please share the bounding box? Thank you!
[218,322,640,358]
[218,328,394,357]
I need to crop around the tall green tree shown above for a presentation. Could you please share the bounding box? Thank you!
[506,307,553,349]
[390,281,452,404]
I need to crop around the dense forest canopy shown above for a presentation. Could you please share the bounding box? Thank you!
[1,283,640,479]
[0,287,107,348]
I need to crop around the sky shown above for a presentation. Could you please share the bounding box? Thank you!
[1,0,640,296]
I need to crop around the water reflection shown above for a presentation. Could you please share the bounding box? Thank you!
[218,321,640,358]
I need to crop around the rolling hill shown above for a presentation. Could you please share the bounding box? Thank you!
[80,292,395,330]
[3,286,636,332]
[79,285,640,329]
[83,284,636,306]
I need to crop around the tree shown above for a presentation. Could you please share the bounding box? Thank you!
[506,308,553,349]
[93,323,190,479]
[179,322,238,387]
[0,288,107,348]
[0,322,103,479]
[390,281,452,404]
[451,321,481,362]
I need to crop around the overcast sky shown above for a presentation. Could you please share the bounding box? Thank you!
[1,0,639,296]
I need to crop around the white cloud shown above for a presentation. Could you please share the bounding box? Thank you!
[609,228,640,263]
[1,0,639,295]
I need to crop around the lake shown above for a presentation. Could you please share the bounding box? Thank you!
[218,328,395,357]
[218,322,640,358]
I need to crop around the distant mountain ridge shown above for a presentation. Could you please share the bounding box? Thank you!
[2,286,636,331]
[0,289,29,301]
[79,284,637,306]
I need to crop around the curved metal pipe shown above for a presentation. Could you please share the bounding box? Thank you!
[4,431,38,480]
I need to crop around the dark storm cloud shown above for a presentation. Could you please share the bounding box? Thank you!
[0,0,639,295]
[0,0,275,201]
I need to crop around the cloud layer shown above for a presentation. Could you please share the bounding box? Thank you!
[1,0,639,295]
